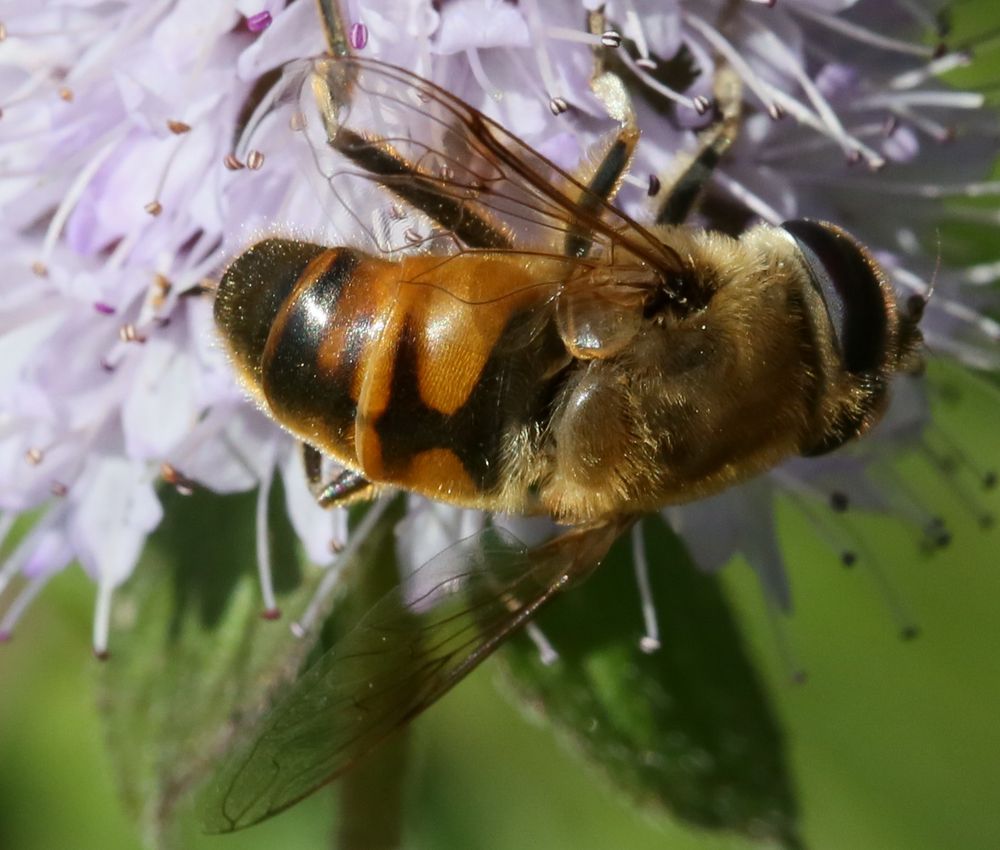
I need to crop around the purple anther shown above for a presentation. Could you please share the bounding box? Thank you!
[349,22,369,50]
[247,11,272,33]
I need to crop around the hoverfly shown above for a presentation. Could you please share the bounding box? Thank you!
[207,28,922,830]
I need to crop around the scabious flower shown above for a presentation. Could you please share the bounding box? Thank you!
[0,0,996,667]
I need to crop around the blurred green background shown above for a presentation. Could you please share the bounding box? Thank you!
[0,362,998,850]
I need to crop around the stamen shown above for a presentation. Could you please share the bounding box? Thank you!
[160,462,196,496]
[525,622,559,665]
[858,90,985,111]
[960,259,1000,286]
[520,0,566,108]
[545,26,618,49]
[0,574,52,644]
[40,132,124,265]
[118,323,147,343]
[465,48,502,102]
[0,515,35,604]
[144,130,193,218]
[92,576,114,659]
[291,496,394,637]
[631,524,660,653]
[349,22,369,51]
[763,597,808,685]
[713,169,784,224]
[891,0,940,33]
[789,3,937,58]
[246,10,272,33]
[685,13,785,120]
[255,465,280,620]
[746,20,883,165]
[625,55,710,113]
[246,149,265,170]
[786,483,922,640]
[621,2,654,66]
[890,52,972,90]
[166,119,191,134]
[875,466,953,550]
[920,437,997,529]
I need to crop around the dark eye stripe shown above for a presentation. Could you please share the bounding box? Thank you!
[782,219,889,374]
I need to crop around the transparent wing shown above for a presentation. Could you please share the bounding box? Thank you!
[235,55,682,277]
[202,517,630,832]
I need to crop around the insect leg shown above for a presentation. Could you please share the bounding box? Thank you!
[653,62,742,226]
[308,71,511,250]
[302,443,376,508]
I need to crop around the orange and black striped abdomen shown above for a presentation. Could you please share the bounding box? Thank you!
[216,238,571,506]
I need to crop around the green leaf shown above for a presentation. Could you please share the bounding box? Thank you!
[498,516,802,849]
[98,482,335,849]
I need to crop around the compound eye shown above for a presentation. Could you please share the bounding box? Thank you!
[782,219,891,374]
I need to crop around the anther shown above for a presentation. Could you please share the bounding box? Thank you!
[166,119,191,134]
[161,463,196,496]
[223,153,245,170]
[246,11,272,33]
[349,22,369,50]
[261,607,282,621]
[31,261,48,277]
[144,200,162,216]
[549,96,569,115]
[25,448,44,465]
[601,30,622,48]
[691,95,711,115]
[50,481,68,497]
[58,86,74,102]
[119,323,147,344]
[289,110,307,132]
[246,149,265,170]
[647,174,661,197]
[926,516,951,549]
[151,274,171,310]
[525,622,559,665]
[94,301,116,315]
[0,22,7,41]
[635,57,657,70]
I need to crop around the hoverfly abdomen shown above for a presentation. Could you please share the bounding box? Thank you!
[216,238,371,455]
[217,242,573,508]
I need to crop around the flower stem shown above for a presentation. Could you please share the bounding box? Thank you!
[333,497,410,850]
